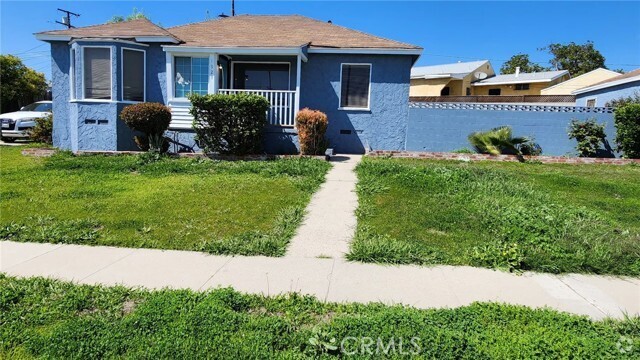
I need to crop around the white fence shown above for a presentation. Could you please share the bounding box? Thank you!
[219,89,296,126]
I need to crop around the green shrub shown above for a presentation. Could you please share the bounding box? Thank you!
[518,139,543,156]
[605,91,640,108]
[568,118,607,157]
[28,113,53,144]
[614,104,640,158]
[451,148,473,154]
[119,102,172,152]
[189,93,270,155]
[468,126,529,155]
[296,108,328,155]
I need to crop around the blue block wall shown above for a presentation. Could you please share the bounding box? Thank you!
[300,54,412,154]
[406,105,616,156]
[575,81,640,107]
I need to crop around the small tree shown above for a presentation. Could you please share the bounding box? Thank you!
[0,55,48,113]
[605,92,640,108]
[568,118,607,157]
[296,108,328,155]
[468,126,529,155]
[119,103,172,152]
[500,54,548,74]
[107,8,148,23]
[543,41,606,76]
[189,93,270,155]
[614,104,640,158]
[29,113,53,145]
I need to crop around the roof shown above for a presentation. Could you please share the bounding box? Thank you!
[167,15,420,50]
[472,70,569,86]
[411,60,489,79]
[573,68,640,95]
[35,18,180,43]
[541,68,620,95]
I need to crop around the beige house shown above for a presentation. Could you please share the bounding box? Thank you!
[410,60,495,96]
[472,69,570,96]
[541,68,620,95]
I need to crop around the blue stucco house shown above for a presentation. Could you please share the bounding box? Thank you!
[35,15,422,154]
[574,68,640,107]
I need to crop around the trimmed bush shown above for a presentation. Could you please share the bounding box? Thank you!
[296,108,328,155]
[189,93,270,155]
[614,104,640,158]
[120,102,172,152]
[29,113,53,144]
[468,126,529,155]
[568,118,607,157]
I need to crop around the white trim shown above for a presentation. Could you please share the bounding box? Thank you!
[585,97,597,108]
[69,48,76,100]
[35,34,71,41]
[161,46,308,62]
[473,71,569,86]
[69,38,148,47]
[169,54,211,100]
[209,54,219,94]
[573,75,640,95]
[308,48,422,56]
[295,54,301,116]
[135,36,179,44]
[339,63,372,111]
[69,99,117,103]
[81,46,113,101]
[230,61,292,90]
[120,47,146,102]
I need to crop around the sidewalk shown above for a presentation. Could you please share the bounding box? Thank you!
[2,240,638,320]
[286,155,361,258]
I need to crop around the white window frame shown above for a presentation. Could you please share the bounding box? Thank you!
[171,54,211,101]
[586,98,597,107]
[229,61,292,90]
[120,47,146,103]
[339,63,372,111]
[81,46,113,102]
[69,48,76,100]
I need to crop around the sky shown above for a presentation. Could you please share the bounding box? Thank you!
[1,0,639,81]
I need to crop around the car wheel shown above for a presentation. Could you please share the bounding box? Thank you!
[1,137,16,143]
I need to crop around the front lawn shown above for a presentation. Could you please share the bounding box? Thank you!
[349,157,640,275]
[1,275,638,358]
[0,147,330,256]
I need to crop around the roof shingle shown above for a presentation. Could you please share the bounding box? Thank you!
[37,18,180,42]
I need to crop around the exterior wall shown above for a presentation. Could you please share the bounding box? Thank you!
[409,78,450,96]
[575,81,640,107]
[541,69,620,95]
[50,40,167,151]
[473,81,554,96]
[406,103,616,156]
[300,53,413,153]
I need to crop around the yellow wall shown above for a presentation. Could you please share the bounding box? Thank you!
[409,78,451,96]
[472,75,569,96]
[541,68,620,95]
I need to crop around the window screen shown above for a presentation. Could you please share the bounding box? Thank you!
[515,84,530,91]
[340,64,371,109]
[83,48,111,99]
[122,49,144,101]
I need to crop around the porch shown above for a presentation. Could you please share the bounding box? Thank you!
[164,47,306,129]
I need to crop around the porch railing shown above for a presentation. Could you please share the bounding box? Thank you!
[218,89,296,126]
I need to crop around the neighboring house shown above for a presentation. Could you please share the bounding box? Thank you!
[35,16,422,154]
[472,69,570,96]
[409,60,495,96]
[541,68,620,95]
[574,68,640,107]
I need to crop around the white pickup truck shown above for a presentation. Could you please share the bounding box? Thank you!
[0,101,52,142]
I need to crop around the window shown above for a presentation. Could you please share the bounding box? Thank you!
[440,87,450,96]
[466,87,471,96]
[122,49,145,102]
[340,64,371,109]
[174,57,209,98]
[70,49,76,99]
[488,88,501,95]
[586,98,596,107]
[21,102,52,112]
[83,47,112,100]
[233,63,289,90]
[515,83,530,91]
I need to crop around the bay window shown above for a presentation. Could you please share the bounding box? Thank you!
[83,47,111,100]
[122,49,145,102]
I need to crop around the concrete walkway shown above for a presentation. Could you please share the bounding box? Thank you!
[286,155,361,258]
[2,240,638,320]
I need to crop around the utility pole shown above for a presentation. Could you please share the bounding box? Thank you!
[56,8,80,29]
[231,0,235,16]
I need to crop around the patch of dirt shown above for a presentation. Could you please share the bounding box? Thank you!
[122,299,138,315]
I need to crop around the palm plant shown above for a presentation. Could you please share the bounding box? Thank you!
[468,126,529,155]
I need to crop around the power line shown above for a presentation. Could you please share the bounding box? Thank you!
[56,8,80,29]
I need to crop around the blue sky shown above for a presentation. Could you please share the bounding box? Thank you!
[2,1,639,81]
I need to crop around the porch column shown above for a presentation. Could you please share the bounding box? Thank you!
[208,53,219,94]
[295,53,301,114]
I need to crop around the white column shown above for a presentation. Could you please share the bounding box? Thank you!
[208,53,219,94]
[295,53,302,115]
[165,52,173,102]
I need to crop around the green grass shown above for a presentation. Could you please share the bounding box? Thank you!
[1,275,638,359]
[349,157,640,275]
[0,147,330,256]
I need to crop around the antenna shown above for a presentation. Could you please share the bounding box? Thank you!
[55,8,79,29]
[231,0,235,16]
